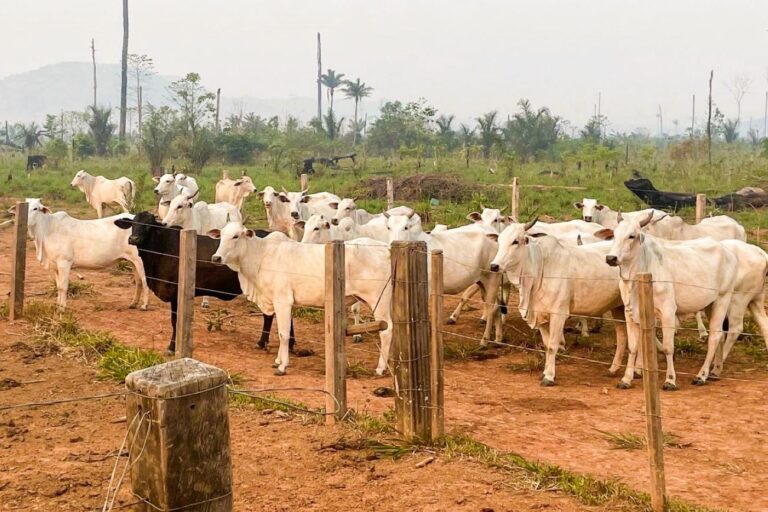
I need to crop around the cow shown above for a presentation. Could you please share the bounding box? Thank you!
[573,199,664,228]
[644,214,746,242]
[210,222,393,376]
[114,211,294,354]
[215,171,256,210]
[330,198,376,226]
[16,199,149,311]
[465,206,512,233]
[488,219,628,386]
[71,170,135,218]
[600,212,738,390]
[153,173,200,218]
[160,195,242,234]
[26,155,46,172]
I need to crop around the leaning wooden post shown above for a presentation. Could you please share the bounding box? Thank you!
[300,172,309,191]
[9,202,28,322]
[386,177,394,210]
[429,249,445,440]
[176,229,197,359]
[695,193,706,224]
[638,272,666,512]
[324,240,346,424]
[390,241,431,440]
[510,177,520,221]
[126,358,232,511]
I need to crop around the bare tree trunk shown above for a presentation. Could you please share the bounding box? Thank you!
[707,70,713,167]
[215,88,221,134]
[91,39,97,108]
[118,0,129,141]
[764,90,767,138]
[353,98,359,145]
[690,94,695,139]
[138,86,143,138]
[316,33,322,121]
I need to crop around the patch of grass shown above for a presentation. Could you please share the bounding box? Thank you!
[98,345,164,382]
[674,337,706,358]
[47,279,95,299]
[0,301,8,320]
[444,340,486,360]
[203,307,230,332]
[347,360,375,379]
[293,306,323,323]
[228,389,314,417]
[597,430,691,451]
[346,409,395,435]
[506,353,545,374]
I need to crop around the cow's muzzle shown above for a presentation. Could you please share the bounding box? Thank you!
[490,263,500,272]
[584,216,592,223]
[128,236,139,245]
[331,218,339,226]
[153,189,160,196]
[605,255,618,267]
[212,255,222,264]
[291,212,300,219]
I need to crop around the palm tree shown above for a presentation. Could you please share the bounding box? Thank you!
[435,114,456,150]
[476,111,499,159]
[323,109,345,140]
[342,78,373,144]
[88,106,116,157]
[320,69,345,115]
[722,118,740,143]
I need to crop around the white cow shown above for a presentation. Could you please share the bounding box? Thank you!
[330,198,376,226]
[16,199,149,311]
[153,173,199,218]
[215,172,256,210]
[644,215,746,242]
[465,206,512,233]
[488,220,628,385]
[601,212,738,389]
[71,170,135,218]
[573,198,664,228]
[210,223,393,375]
[160,195,242,234]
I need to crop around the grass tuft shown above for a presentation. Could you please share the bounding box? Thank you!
[506,353,545,373]
[292,306,323,323]
[674,337,706,358]
[0,301,8,320]
[597,430,691,450]
[98,345,164,382]
[47,279,95,299]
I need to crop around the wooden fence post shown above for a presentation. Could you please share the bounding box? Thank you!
[390,241,431,439]
[429,249,445,440]
[126,358,232,512]
[324,240,347,424]
[176,229,197,359]
[300,173,309,191]
[695,193,706,224]
[386,177,394,210]
[638,272,666,512]
[511,177,520,221]
[9,202,28,322]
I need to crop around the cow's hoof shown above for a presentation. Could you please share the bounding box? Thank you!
[256,341,268,350]
[607,368,619,377]
[540,378,555,387]
[293,349,314,358]
[446,317,456,325]
[479,318,487,325]
[128,303,137,310]
[708,373,721,382]
[271,362,279,368]
[634,371,643,379]
[352,334,363,344]
[662,382,679,391]
[201,302,210,309]
[274,368,287,376]
[616,381,632,390]
[692,377,707,386]
[165,349,175,357]
[139,305,148,311]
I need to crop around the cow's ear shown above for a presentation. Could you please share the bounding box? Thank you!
[486,233,499,242]
[41,207,51,214]
[528,232,547,237]
[505,215,517,224]
[300,195,311,203]
[160,200,171,207]
[114,218,132,230]
[595,204,605,211]
[382,211,390,219]
[234,180,243,187]
[573,202,583,209]
[328,202,338,210]
[245,229,255,238]
[207,229,221,239]
[467,212,482,222]
[639,233,645,243]
[278,195,290,203]
[152,176,160,183]
[593,228,614,240]
[257,190,265,197]
[294,220,305,230]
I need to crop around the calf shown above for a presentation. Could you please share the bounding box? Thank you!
[71,170,135,218]
[18,200,148,311]
[573,198,664,228]
[215,171,256,210]
[114,211,294,353]
[154,173,199,218]
[330,198,376,226]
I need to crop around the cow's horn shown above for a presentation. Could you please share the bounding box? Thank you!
[616,211,624,223]
[638,211,654,228]
[524,216,538,231]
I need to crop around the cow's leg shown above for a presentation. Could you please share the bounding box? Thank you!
[542,314,567,386]
[713,307,743,378]
[448,283,481,324]
[167,298,178,355]
[54,260,72,311]
[696,312,708,340]
[258,314,274,350]
[479,276,500,346]
[125,255,149,310]
[578,318,590,337]
[694,299,730,385]
[351,301,363,343]
[747,297,768,352]
[273,304,293,375]
[95,202,104,219]
[608,307,627,376]
[289,318,297,352]
[374,317,393,377]
[201,296,210,309]
[618,314,641,389]
[659,309,680,390]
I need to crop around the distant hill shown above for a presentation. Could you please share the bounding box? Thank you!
[0,62,381,125]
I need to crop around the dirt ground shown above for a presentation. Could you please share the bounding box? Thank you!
[2,217,768,511]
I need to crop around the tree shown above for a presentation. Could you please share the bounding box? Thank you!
[342,78,373,144]
[119,0,129,142]
[14,122,49,152]
[168,72,215,136]
[580,114,607,143]
[45,138,68,168]
[87,106,115,156]
[503,99,561,161]
[128,53,154,138]
[726,73,751,122]
[141,106,176,173]
[722,118,740,143]
[476,111,499,159]
[320,69,345,116]
[365,99,436,154]
[435,114,456,150]
[322,109,344,140]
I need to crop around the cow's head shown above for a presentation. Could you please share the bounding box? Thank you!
[574,198,604,223]
[384,210,423,243]
[114,211,160,246]
[13,198,50,238]
[258,186,278,209]
[466,206,510,233]
[160,194,194,227]
[603,211,653,267]
[278,188,307,219]
[70,169,88,188]
[300,214,332,244]
[153,173,176,197]
[233,176,256,195]
[331,198,358,225]
[488,217,540,273]
[208,222,252,267]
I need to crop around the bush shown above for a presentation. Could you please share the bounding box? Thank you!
[74,133,95,159]
[44,138,68,168]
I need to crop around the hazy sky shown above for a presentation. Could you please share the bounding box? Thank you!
[4,0,768,132]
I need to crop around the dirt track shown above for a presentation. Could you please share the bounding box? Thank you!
[2,221,768,511]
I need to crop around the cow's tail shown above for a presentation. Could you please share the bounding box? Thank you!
[124,179,136,211]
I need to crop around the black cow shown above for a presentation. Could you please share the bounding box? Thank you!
[26,155,46,171]
[114,211,295,354]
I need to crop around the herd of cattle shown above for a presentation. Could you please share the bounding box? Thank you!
[9,169,768,389]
